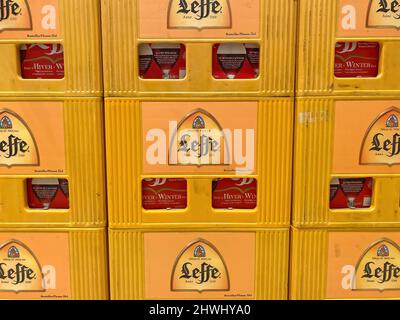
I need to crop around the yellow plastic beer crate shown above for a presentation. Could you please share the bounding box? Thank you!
[0,0,102,97]
[101,0,297,97]
[298,0,400,96]
[105,97,293,228]
[293,96,400,228]
[0,227,108,300]
[109,228,289,300]
[0,97,106,227]
[290,227,400,300]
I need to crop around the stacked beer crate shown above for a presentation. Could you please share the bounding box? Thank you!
[0,0,108,299]
[102,0,297,300]
[291,0,400,299]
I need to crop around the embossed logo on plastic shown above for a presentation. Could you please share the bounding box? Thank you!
[353,238,400,291]
[0,109,39,168]
[169,109,230,167]
[360,108,400,166]
[0,0,32,32]
[367,0,400,30]
[168,0,232,30]
[171,239,230,292]
[0,240,44,293]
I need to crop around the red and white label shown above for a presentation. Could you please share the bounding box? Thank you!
[334,42,379,78]
[142,178,187,210]
[213,43,259,79]
[212,178,257,209]
[20,44,64,79]
[27,178,70,210]
[139,44,186,79]
[330,178,373,209]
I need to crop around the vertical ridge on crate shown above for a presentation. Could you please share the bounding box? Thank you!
[65,99,106,226]
[63,0,103,95]
[70,229,109,300]
[258,99,293,226]
[297,0,336,94]
[109,230,144,300]
[293,98,334,226]
[256,230,289,300]
[101,0,137,95]
[265,0,297,95]
[290,229,327,300]
[105,100,142,226]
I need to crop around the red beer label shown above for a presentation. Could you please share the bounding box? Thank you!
[213,43,259,79]
[330,178,373,209]
[27,178,70,210]
[20,44,64,79]
[212,178,257,209]
[139,44,186,79]
[334,42,379,78]
[245,44,260,78]
[142,178,187,210]
[59,179,69,198]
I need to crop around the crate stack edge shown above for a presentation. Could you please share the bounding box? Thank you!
[0,0,108,300]
[102,0,298,300]
[291,0,400,300]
